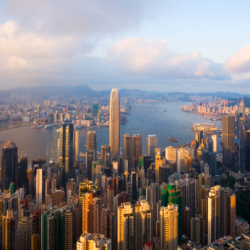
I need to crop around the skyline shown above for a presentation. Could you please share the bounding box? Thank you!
[0,1,250,93]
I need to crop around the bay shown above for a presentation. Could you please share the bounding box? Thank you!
[0,102,216,165]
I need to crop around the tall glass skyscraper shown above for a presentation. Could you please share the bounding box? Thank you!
[59,119,74,187]
[109,88,120,158]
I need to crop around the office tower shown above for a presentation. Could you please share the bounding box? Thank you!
[86,150,95,180]
[2,209,15,250]
[143,155,154,174]
[184,177,196,218]
[36,169,42,204]
[246,130,250,171]
[222,115,235,169]
[31,234,41,250]
[239,97,245,113]
[184,207,191,239]
[131,134,142,167]
[19,155,28,188]
[160,204,178,250]
[147,135,158,159]
[37,105,41,118]
[101,208,115,249]
[101,145,111,165]
[59,119,74,187]
[212,134,219,153]
[134,200,152,250]
[159,164,170,184]
[89,197,102,234]
[92,104,99,116]
[27,167,34,196]
[65,210,73,250]
[117,202,134,250]
[194,130,203,145]
[74,130,80,162]
[77,233,111,250]
[198,172,212,187]
[191,140,198,150]
[177,148,188,172]
[1,141,18,191]
[191,215,205,246]
[86,130,97,157]
[31,157,46,168]
[155,150,164,183]
[92,161,102,187]
[109,88,120,158]
[224,189,236,237]
[208,152,217,176]
[146,183,160,235]
[165,146,177,161]
[207,185,226,244]
[123,133,132,169]
[161,183,182,244]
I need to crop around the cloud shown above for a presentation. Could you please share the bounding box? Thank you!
[109,37,229,80]
[226,44,250,72]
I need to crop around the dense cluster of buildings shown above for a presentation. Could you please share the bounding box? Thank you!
[0,89,250,250]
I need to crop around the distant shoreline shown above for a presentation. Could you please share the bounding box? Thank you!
[0,123,32,131]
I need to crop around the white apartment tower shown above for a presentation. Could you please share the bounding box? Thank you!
[165,146,177,161]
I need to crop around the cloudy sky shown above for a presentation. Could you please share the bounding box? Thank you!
[0,0,250,93]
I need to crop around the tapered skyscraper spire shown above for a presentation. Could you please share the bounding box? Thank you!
[109,88,120,158]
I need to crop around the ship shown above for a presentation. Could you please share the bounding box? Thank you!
[33,124,44,129]
[164,110,167,112]
[45,123,58,129]
[168,137,178,142]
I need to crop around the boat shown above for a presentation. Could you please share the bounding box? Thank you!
[164,110,167,112]
[33,124,44,129]
[74,125,84,130]
[45,124,58,129]
[168,137,178,142]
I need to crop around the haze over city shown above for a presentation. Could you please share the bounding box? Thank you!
[0,0,250,93]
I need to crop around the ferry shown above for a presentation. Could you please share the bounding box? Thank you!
[168,137,178,142]
[45,124,58,129]
[164,110,167,112]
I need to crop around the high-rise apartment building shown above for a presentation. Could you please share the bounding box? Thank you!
[65,210,73,250]
[92,161,102,187]
[123,133,132,169]
[147,135,158,159]
[198,172,212,187]
[77,233,111,250]
[160,204,178,250]
[134,200,152,250]
[1,141,18,191]
[101,145,111,165]
[2,209,15,250]
[19,155,28,189]
[191,215,205,246]
[109,88,120,158]
[31,234,41,250]
[27,167,34,196]
[59,119,74,187]
[18,216,32,250]
[222,115,235,168]
[117,202,134,250]
[36,169,42,204]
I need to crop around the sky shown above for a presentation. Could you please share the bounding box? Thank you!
[0,0,250,93]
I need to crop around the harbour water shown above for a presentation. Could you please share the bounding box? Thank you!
[0,102,216,164]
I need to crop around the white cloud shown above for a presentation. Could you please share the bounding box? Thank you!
[109,37,229,80]
[226,44,250,72]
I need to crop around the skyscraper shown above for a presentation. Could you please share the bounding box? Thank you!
[165,146,177,161]
[74,130,80,162]
[19,155,28,189]
[160,204,178,250]
[36,169,42,204]
[246,130,250,171]
[109,88,120,158]
[59,119,74,187]
[1,141,18,191]
[222,115,235,168]
[147,135,158,159]
[2,209,16,250]
[194,130,203,145]
[212,134,219,153]
[37,105,41,119]
[101,145,111,165]
[86,130,97,157]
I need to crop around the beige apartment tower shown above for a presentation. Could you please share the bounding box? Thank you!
[109,88,120,158]
[160,204,178,250]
